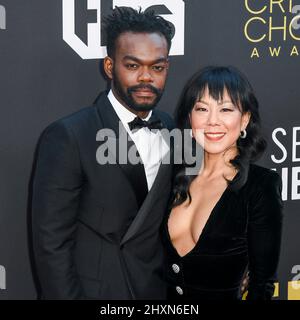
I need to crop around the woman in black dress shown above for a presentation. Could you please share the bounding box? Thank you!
[162,66,283,300]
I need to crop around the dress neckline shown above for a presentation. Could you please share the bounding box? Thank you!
[165,178,234,259]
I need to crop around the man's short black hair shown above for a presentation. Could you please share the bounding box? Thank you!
[104,7,174,58]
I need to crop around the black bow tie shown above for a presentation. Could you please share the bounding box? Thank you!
[128,114,164,132]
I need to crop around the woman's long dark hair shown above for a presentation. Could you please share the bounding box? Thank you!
[171,66,267,208]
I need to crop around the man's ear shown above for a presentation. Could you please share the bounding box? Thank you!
[103,56,113,80]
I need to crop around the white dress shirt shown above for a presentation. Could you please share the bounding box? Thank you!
[107,90,169,190]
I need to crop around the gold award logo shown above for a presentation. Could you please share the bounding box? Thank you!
[244,0,300,58]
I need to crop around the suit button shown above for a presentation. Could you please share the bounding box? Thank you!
[176,286,183,295]
[172,263,180,274]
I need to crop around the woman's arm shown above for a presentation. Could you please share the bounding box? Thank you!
[247,170,283,300]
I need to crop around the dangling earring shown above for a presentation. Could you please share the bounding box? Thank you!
[190,129,194,138]
[240,129,247,139]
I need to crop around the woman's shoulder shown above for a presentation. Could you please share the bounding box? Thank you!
[247,164,281,188]
[246,164,283,221]
[244,164,283,208]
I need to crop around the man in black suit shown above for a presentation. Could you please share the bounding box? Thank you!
[31,7,174,299]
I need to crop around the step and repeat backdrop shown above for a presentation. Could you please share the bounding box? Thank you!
[0,0,299,299]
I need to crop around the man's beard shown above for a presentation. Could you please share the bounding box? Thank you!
[112,72,164,112]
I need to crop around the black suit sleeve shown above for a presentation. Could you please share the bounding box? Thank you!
[246,171,283,300]
[32,121,84,299]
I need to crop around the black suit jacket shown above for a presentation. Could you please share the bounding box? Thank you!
[32,92,174,299]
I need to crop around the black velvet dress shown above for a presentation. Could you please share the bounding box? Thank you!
[162,164,283,300]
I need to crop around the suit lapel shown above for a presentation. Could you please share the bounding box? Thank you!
[120,116,174,246]
[95,92,173,245]
[120,151,172,246]
[95,92,148,208]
